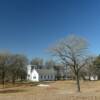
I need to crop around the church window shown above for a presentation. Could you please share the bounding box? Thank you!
[44,75,46,79]
[41,76,42,79]
[28,75,30,77]
[33,76,36,79]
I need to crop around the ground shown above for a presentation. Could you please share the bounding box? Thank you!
[0,81,100,100]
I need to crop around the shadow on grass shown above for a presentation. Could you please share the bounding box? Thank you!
[39,81,55,85]
[0,89,26,94]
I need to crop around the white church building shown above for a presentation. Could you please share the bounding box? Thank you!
[27,65,56,82]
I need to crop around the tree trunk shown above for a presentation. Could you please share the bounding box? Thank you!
[76,73,80,92]
[81,75,86,81]
[89,73,91,81]
[2,70,5,88]
[20,76,23,82]
[89,75,91,81]
[12,75,16,85]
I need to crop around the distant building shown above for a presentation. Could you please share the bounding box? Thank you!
[85,75,98,81]
[27,65,56,82]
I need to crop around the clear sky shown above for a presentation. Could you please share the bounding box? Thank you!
[0,0,100,59]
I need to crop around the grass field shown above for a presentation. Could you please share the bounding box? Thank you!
[0,81,100,100]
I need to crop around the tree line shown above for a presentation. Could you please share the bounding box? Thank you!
[0,52,64,87]
[0,53,28,87]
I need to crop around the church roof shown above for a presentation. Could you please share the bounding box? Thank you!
[36,69,56,76]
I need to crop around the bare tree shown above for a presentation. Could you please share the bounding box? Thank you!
[31,58,43,69]
[45,59,56,69]
[93,55,100,79]
[82,56,97,80]
[0,52,11,88]
[0,52,28,86]
[10,54,28,84]
[49,35,88,92]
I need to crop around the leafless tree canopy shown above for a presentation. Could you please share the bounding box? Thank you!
[50,35,88,71]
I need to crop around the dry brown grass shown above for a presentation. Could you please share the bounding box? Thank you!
[0,80,100,100]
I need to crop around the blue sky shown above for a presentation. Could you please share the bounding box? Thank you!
[0,0,100,59]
